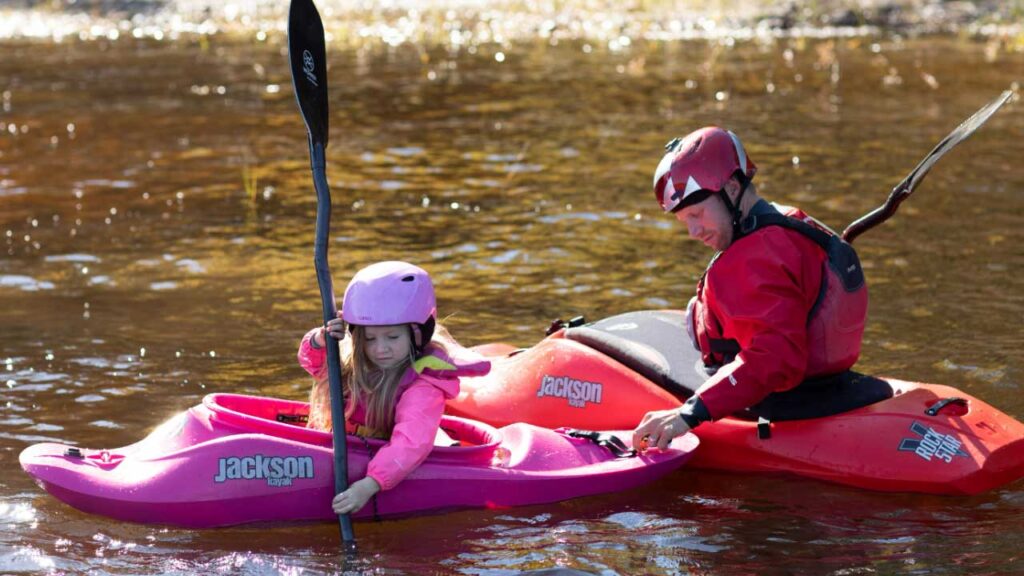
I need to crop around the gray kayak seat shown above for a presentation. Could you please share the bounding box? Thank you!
[563,310,894,422]
[564,310,704,398]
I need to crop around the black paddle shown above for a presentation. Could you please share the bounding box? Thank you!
[842,90,1013,244]
[287,0,357,551]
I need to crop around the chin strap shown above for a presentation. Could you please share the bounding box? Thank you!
[410,317,436,355]
[718,176,751,240]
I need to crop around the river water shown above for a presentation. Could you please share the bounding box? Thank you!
[1,17,1023,576]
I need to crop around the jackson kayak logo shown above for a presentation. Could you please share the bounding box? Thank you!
[214,454,314,487]
[536,374,603,408]
[898,422,968,463]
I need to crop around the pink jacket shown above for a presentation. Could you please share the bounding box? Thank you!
[297,328,490,490]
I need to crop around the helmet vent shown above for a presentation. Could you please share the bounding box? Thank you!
[401,275,415,282]
[682,136,702,158]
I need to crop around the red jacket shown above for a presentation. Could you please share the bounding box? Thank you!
[691,201,866,420]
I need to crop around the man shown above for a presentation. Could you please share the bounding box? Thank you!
[633,126,868,451]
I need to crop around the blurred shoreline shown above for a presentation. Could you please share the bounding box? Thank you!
[0,0,1021,45]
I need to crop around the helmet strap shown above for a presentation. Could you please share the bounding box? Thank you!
[410,317,436,355]
[720,176,751,240]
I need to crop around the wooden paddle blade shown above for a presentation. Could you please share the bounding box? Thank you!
[288,0,329,146]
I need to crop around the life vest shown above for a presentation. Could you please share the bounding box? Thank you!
[693,206,867,379]
[345,344,490,439]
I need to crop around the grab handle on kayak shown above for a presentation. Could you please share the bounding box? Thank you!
[562,429,637,458]
[926,397,968,416]
[546,315,586,336]
[276,413,309,425]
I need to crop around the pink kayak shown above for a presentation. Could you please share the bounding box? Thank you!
[19,393,697,528]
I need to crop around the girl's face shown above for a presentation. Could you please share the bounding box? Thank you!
[362,324,413,369]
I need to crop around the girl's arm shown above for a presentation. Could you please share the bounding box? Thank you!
[297,327,327,379]
[364,381,447,490]
[297,314,346,378]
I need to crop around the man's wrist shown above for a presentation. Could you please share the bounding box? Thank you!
[677,395,711,430]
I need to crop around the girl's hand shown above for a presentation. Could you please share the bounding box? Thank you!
[332,477,381,515]
[325,314,346,341]
[314,312,347,348]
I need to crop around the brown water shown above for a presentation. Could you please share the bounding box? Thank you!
[1,30,1023,575]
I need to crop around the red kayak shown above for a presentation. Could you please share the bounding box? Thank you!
[446,310,1024,495]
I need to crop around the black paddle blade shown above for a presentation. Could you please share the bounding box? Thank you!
[288,0,329,146]
[843,89,1013,243]
[902,90,1012,196]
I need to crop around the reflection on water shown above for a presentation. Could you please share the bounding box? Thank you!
[1,20,1023,576]
[2,0,1023,48]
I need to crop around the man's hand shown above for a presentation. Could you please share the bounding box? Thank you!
[632,408,691,452]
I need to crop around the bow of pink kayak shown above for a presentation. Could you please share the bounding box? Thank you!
[19,393,697,528]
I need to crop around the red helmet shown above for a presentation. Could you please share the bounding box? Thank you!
[653,126,757,213]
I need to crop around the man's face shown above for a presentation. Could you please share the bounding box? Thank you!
[674,193,733,251]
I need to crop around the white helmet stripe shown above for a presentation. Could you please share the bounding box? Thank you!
[684,175,703,198]
[727,130,748,174]
[653,151,674,189]
[663,175,680,210]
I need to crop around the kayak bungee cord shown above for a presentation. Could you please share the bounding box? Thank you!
[287,0,357,552]
[842,89,1013,244]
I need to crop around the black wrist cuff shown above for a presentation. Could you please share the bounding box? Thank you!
[678,395,711,429]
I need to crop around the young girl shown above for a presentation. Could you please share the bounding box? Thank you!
[297,260,490,515]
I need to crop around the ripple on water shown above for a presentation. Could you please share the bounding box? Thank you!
[0,546,56,574]
[90,420,124,429]
[26,423,63,433]
[78,178,135,189]
[936,358,1010,386]
[175,259,205,274]
[0,275,55,291]
[476,154,521,163]
[0,184,27,197]
[70,357,111,369]
[463,178,503,188]
[0,500,38,524]
[538,213,603,225]
[387,146,425,157]
[490,250,521,264]
[0,416,33,426]
[499,163,544,174]
[605,510,676,530]
[43,254,101,263]
[6,369,64,392]
[74,394,106,403]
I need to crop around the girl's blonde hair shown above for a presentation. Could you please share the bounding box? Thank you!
[307,324,450,437]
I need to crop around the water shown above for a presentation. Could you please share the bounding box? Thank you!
[1,15,1023,576]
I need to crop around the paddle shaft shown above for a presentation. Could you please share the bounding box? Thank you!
[841,181,912,245]
[309,140,357,549]
[287,0,356,550]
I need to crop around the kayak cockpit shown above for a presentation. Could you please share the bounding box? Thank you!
[203,393,503,456]
[563,309,895,422]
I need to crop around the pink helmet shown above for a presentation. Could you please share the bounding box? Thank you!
[342,261,437,328]
[653,126,757,213]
